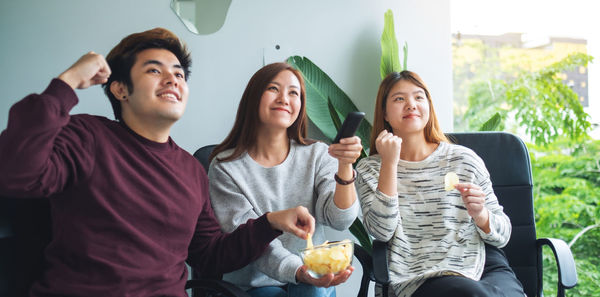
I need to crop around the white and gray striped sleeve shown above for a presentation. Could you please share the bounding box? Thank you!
[356,157,399,242]
[469,153,512,248]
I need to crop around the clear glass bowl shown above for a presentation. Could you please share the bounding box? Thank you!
[300,239,353,277]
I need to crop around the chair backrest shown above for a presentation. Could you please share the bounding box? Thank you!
[0,198,15,296]
[448,132,537,297]
[193,145,217,173]
[0,198,52,297]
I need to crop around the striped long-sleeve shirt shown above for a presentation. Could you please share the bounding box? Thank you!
[356,141,511,297]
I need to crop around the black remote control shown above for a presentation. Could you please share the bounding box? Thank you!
[332,111,365,143]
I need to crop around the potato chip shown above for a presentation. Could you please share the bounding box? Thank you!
[444,172,459,191]
[306,233,313,249]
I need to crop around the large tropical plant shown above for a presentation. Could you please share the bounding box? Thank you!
[287,9,407,253]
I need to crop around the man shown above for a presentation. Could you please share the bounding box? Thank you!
[0,28,314,297]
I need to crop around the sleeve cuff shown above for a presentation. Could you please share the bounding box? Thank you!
[376,189,398,203]
[281,255,304,284]
[45,78,79,110]
[327,198,360,230]
[255,213,283,242]
[476,212,499,241]
[331,197,360,213]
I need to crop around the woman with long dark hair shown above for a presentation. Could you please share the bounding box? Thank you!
[208,62,362,297]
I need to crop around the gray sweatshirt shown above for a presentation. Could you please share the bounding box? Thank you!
[208,140,360,289]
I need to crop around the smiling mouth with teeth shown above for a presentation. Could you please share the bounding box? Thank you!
[158,93,179,102]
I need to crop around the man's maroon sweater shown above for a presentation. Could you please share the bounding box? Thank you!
[0,79,280,297]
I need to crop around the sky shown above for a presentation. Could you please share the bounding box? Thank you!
[451,0,598,39]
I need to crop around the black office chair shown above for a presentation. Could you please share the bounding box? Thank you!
[355,132,578,297]
[0,198,51,297]
[0,169,248,297]
[193,144,217,173]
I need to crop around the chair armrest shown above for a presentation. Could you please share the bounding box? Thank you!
[536,238,578,296]
[185,279,250,297]
[354,241,390,297]
[372,240,389,284]
[353,241,389,284]
[353,243,373,297]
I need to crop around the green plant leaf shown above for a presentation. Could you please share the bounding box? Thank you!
[327,97,343,131]
[478,112,502,131]
[349,218,373,253]
[287,56,372,150]
[402,41,408,70]
[380,9,401,79]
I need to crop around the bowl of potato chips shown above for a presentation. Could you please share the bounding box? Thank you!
[300,239,353,277]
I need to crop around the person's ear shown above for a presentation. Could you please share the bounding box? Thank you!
[110,81,129,101]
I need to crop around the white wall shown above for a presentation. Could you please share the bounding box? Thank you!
[0,1,452,296]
